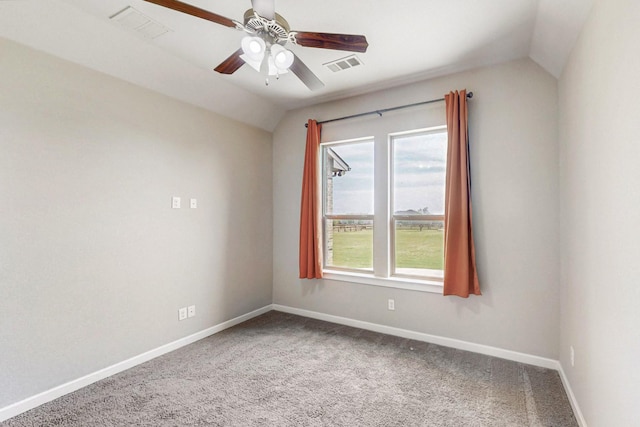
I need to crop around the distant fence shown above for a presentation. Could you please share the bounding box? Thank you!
[333,224,373,232]
[332,224,443,232]
[396,223,444,232]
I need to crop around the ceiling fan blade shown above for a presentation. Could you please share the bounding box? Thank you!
[143,0,236,28]
[290,54,324,91]
[294,32,369,53]
[214,49,245,74]
[250,0,275,20]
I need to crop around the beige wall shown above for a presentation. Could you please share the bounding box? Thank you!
[0,39,273,408]
[558,0,640,424]
[273,58,561,359]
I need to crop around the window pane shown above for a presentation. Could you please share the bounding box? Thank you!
[324,141,374,215]
[393,132,447,216]
[394,220,444,277]
[325,219,373,270]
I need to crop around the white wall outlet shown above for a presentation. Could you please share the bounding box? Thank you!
[172,197,181,209]
[187,305,196,318]
[388,299,395,311]
[570,345,575,367]
[190,198,197,209]
[178,307,187,321]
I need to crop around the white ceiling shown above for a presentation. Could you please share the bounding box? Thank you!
[0,0,593,131]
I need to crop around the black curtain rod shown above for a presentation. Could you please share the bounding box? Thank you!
[305,92,473,128]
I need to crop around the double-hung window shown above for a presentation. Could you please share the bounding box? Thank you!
[322,138,375,271]
[321,124,447,292]
[391,129,447,280]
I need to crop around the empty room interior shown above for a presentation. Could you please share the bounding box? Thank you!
[1,0,638,425]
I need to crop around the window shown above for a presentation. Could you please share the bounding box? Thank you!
[322,139,374,272]
[391,130,446,280]
[321,126,447,290]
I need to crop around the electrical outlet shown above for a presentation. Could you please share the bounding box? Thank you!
[570,345,575,367]
[178,307,187,321]
[388,299,395,311]
[188,305,196,318]
[172,197,181,209]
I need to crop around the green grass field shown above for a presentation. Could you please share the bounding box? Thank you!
[330,228,444,270]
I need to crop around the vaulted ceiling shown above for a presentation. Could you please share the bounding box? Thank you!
[0,0,593,131]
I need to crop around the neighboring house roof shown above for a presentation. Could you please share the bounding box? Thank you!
[327,148,350,177]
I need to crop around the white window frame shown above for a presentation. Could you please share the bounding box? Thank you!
[321,125,447,294]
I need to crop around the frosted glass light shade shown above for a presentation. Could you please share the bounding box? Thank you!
[241,36,266,62]
[239,54,262,72]
[270,44,294,71]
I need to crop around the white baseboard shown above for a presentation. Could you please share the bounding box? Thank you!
[558,363,588,427]
[0,305,272,423]
[272,304,560,370]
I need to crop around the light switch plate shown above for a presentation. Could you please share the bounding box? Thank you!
[190,198,197,209]
[188,305,196,318]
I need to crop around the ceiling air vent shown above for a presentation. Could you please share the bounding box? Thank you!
[324,55,363,73]
[110,6,171,39]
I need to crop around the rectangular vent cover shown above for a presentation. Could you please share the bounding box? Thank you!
[110,6,171,39]
[324,55,363,73]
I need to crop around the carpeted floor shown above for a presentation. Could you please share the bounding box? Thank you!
[3,311,577,426]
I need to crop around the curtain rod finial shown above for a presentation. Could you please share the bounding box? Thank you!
[467,92,473,99]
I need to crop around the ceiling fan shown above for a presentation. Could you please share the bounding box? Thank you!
[142,0,368,91]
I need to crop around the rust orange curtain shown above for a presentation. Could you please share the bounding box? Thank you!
[299,119,323,279]
[443,90,480,297]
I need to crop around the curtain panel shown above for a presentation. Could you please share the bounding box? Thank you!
[443,90,481,297]
[299,119,323,279]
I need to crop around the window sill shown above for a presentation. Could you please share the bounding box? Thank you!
[322,270,443,294]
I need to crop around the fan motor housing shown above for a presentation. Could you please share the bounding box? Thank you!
[243,9,290,42]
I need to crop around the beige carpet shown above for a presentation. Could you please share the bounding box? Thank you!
[3,311,577,426]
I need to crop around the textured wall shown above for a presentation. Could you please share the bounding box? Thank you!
[0,39,273,408]
[558,0,640,424]
[273,58,560,359]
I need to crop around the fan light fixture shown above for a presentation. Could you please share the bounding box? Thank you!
[240,35,294,79]
[271,44,294,69]
[241,36,265,61]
